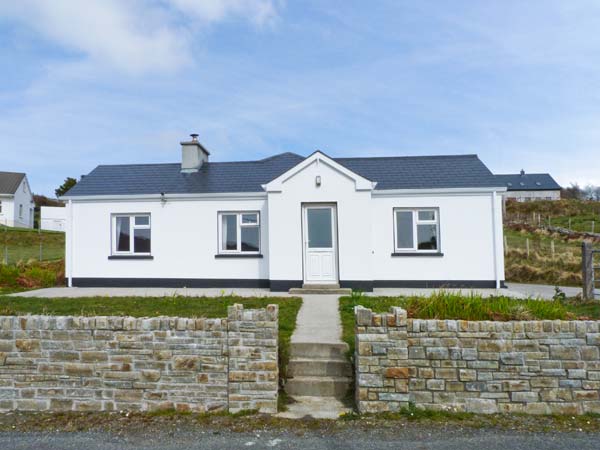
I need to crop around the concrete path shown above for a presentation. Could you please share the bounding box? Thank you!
[10,287,291,298]
[290,295,343,344]
[505,283,582,300]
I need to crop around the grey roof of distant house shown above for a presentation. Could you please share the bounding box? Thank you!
[64,152,504,197]
[495,173,561,191]
[0,171,25,195]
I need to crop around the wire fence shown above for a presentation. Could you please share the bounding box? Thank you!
[504,233,581,259]
[1,220,65,265]
[505,212,599,234]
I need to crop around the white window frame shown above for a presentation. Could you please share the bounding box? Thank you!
[217,211,261,254]
[111,213,152,255]
[393,208,440,253]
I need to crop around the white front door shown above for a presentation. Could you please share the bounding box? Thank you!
[302,204,338,284]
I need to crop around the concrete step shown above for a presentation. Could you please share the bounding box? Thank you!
[276,396,353,419]
[303,283,341,289]
[284,376,352,398]
[288,358,352,377]
[290,342,349,359]
[289,287,352,295]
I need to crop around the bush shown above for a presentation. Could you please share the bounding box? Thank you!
[0,260,64,291]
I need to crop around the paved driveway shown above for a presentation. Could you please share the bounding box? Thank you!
[504,283,582,300]
[1,428,598,450]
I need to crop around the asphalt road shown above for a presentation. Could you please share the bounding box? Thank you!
[2,428,599,450]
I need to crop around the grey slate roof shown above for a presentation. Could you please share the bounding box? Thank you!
[64,152,504,197]
[0,171,25,195]
[495,173,561,191]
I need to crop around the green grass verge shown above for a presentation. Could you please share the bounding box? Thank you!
[340,292,600,355]
[0,295,302,392]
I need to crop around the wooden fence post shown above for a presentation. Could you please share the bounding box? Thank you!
[526,238,530,258]
[582,241,594,300]
[551,240,555,259]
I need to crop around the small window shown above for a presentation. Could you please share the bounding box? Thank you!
[394,208,440,252]
[112,214,151,255]
[19,204,23,218]
[218,212,260,254]
[0,201,2,214]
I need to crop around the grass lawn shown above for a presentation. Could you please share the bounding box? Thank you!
[0,226,65,263]
[0,295,302,385]
[339,292,600,355]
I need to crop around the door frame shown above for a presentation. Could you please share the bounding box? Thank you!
[301,202,339,285]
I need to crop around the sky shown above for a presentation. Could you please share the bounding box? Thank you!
[1,0,599,196]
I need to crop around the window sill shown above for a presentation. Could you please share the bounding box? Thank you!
[214,254,263,259]
[108,255,154,260]
[391,252,444,257]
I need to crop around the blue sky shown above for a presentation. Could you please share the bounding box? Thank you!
[1,0,599,196]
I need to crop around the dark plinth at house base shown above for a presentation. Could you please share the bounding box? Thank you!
[71,278,505,291]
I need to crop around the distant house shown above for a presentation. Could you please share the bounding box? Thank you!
[495,170,561,202]
[60,134,507,291]
[0,171,34,228]
[40,206,66,232]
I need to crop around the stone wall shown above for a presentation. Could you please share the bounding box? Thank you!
[355,306,600,415]
[0,304,278,414]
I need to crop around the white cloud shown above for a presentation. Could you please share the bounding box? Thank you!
[0,0,279,74]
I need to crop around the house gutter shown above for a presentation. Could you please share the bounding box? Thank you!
[67,199,73,288]
[491,191,501,289]
[372,186,507,197]
[59,192,267,202]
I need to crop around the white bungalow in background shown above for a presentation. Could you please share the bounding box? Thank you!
[495,170,561,202]
[61,134,506,292]
[40,206,66,232]
[0,171,34,228]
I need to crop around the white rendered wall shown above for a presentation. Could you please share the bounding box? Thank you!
[41,206,66,232]
[70,197,269,280]
[503,190,560,201]
[0,198,15,227]
[267,159,373,283]
[0,178,34,228]
[371,192,505,282]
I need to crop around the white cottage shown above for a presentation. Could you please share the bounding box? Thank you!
[0,171,34,229]
[62,135,506,291]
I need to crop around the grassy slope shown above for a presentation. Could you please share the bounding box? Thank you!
[0,295,302,382]
[505,199,600,233]
[503,228,583,286]
[0,226,64,263]
[339,293,600,355]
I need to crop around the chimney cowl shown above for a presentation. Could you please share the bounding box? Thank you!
[180,133,209,173]
[520,169,525,176]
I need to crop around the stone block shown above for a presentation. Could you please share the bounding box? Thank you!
[465,398,498,414]
[384,367,410,379]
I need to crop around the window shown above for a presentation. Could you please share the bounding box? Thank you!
[218,212,260,253]
[0,201,2,214]
[394,208,440,252]
[19,204,23,218]
[112,214,151,255]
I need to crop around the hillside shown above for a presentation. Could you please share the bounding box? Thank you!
[0,226,64,264]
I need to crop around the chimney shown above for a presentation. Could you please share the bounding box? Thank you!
[180,133,210,173]
[520,169,525,176]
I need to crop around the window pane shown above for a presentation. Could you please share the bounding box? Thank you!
[116,217,130,252]
[418,210,435,221]
[307,208,332,248]
[417,224,437,250]
[135,216,150,226]
[241,213,258,225]
[241,227,259,252]
[222,215,237,251]
[134,228,151,253]
[395,211,414,249]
